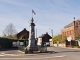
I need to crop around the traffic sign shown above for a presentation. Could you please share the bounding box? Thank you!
[75,38,78,41]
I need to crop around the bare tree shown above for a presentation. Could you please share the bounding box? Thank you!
[3,23,17,38]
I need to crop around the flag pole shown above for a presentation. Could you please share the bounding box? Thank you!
[32,9,33,18]
[32,12,33,18]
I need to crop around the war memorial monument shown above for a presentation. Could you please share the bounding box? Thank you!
[24,17,47,53]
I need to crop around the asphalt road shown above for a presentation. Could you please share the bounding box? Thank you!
[0,47,80,60]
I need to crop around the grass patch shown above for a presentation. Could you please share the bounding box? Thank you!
[72,46,78,48]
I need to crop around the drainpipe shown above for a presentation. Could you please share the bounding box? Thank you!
[73,17,76,40]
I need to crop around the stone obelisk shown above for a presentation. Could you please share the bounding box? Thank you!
[26,18,37,52]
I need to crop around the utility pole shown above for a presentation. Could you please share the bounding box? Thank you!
[74,17,76,40]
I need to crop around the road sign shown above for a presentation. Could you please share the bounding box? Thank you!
[75,38,78,41]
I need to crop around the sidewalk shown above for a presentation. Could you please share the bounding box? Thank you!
[53,46,80,50]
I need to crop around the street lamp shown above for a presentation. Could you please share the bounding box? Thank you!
[49,28,53,38]
[49,28,54,46]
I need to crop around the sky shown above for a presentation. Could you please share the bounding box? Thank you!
[0,0,80,37]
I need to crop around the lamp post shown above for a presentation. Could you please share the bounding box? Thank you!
[49,28,53,38]
[49,28,54,46]
[51,29,53,38]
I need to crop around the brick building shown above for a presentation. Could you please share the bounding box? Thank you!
[62,19,80,40]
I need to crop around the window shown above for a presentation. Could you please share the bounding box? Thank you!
[70,30,71,35]
[65,32,66,36]
[79,21,80,25]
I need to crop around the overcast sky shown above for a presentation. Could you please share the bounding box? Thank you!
[0,0,80,37]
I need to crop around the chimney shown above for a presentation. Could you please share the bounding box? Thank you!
[24,28,26,30]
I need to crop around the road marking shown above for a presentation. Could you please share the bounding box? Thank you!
[0,55,66,59]
[1,53,5,54]
[0,54,5,56]
[5,54,23,56]
[54,55,66,57]
[43,55,66,58]
[0,58,40,60]
[0,54,24,56]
